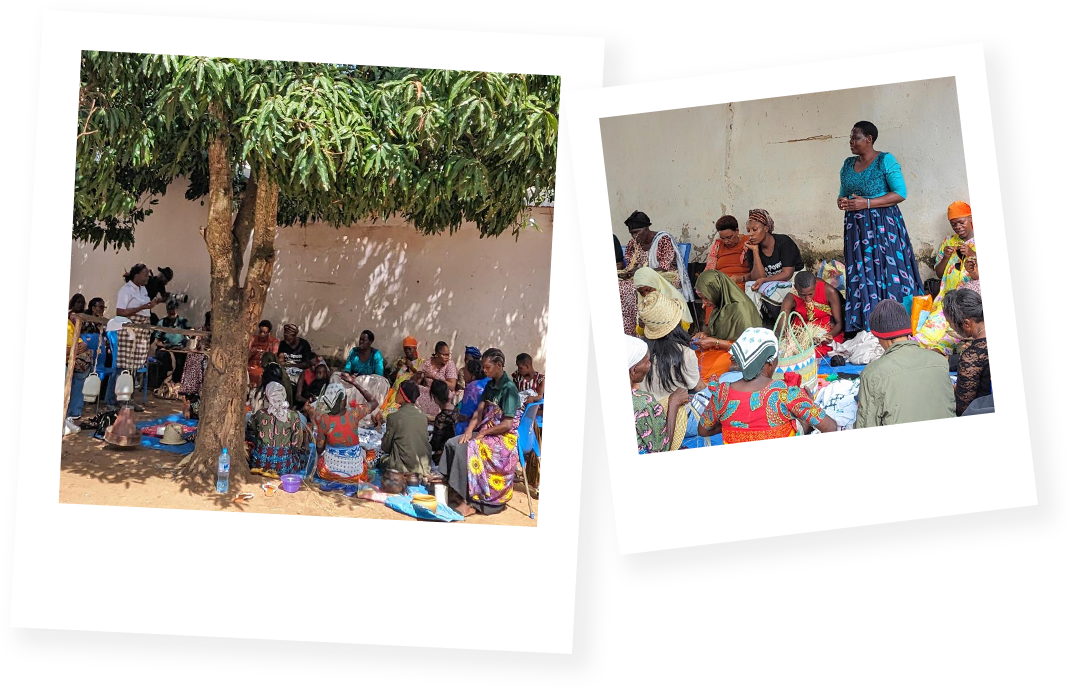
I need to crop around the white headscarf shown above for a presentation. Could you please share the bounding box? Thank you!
[625,335,649,369]
[317,382,347,414]
[265,382,290,423]
[647,232,695,302]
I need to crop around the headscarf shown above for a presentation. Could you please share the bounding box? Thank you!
[625,335,649,369]
[694,269,763,341]
[748,209,775,233]
[265,382,290,423]
[730,328,779,381]
[637,292,685,340]
[624,210,652,230]
[283,323,299,336]
[464,345,482,359]
[646,232,695,302]
[947,201,972,220]
[402,335,419,350]
[319,382,346,415]
[634,267,693,326]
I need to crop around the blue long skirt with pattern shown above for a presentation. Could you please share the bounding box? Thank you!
[843,204,923,332]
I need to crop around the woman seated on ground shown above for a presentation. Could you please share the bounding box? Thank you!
[633,267,693,336]
[741,209,805,321]
[942,288,991,416]
[617,210,693,335]
[627,335,687,454]
[914,244,983,356]
[690,269,763,383]
[248,381,307,478]
[704,214,752,292]
[456,357,490,436]
[698,328,838,443]
[296,358,331,405]
[914,202,977,354]
[381,379,434,478]
[247,320,279,387]
[305,380,377,485]
[382,336,423,412]
[778,271,845,359]
[434,348,522,517]
[429,379,461,463]
[343,329,385,377]
[249,357,295,412]
[512,353,546,405]
[278,323,316,384]
[414,340,459,420]
[637,292,703,450]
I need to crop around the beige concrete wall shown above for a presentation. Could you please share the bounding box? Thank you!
[69,184,553,370]
[601,77,968,273]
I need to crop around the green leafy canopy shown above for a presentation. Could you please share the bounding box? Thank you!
[74,52,561,249]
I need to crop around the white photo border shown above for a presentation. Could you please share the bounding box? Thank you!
[11,11,602,653]
[568,44,1036,554]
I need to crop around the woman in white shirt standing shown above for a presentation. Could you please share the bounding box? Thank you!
[114,263,164,384]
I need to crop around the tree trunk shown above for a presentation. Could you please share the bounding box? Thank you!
[242,177,279,329]
[177,122,251,493]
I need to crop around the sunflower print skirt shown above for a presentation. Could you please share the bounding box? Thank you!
[465,402,522,507]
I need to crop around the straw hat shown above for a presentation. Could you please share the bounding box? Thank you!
[638,292,683,340]
[159,423,188,445]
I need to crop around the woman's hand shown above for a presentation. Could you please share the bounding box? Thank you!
[837,197,848,210]
[668,387,689,409]
[750,278,766,292]
[943,245,957,259]
[842,197,868,212]
[460,430,473,443]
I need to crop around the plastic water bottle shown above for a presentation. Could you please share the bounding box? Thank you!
[216,448,230,494]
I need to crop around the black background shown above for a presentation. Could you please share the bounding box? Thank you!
[10,6,1046,681]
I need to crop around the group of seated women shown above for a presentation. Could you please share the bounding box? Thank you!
[624,200,992,453]
[241,328,545,517]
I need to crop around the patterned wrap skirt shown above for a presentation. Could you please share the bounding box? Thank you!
[843,205,923,332]
[116,313,152,372]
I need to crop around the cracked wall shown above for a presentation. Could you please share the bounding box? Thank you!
[600,77,968,276]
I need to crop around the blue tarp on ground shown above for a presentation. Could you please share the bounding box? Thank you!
[134,414,197,454]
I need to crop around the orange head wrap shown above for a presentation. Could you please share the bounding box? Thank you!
[402,336,418,348]
[947,201,972,221]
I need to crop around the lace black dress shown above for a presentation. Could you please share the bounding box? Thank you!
[955,337,991,416]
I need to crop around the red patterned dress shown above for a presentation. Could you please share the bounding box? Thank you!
[700,379,827,444]
[790,283,843,358]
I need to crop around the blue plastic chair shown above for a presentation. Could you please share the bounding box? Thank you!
[515,399,542,519]
[105,330,150,405]
[678,242,692,265]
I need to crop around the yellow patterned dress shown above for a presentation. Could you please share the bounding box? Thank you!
[914,235,975,354]
[465,403,522,507]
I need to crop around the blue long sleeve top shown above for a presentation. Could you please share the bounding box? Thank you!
[839,152,907,200]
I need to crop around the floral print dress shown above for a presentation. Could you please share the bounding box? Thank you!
[700,379,827,444]
[632,389,669,454]
[465,403,522,507]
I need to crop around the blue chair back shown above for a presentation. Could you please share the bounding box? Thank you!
[81,333,108,377]
[104,330,119,377]
[678,242,692,265]
[516,400,543,468]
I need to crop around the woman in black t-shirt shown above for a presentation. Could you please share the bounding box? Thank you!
[278,323,316,382]
[742,209,805,320]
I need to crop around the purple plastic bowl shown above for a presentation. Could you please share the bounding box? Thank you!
[280,474,301,493]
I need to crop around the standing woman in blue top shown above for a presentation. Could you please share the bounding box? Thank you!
[837,121,923,333]
[343,329,385,376]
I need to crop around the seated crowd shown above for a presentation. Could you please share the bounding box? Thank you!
[65,273,545,517]
[618,201,992,453]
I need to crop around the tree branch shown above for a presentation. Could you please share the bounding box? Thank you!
[231,177,258,275]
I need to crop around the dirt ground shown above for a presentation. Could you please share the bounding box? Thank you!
[59,397,538,526]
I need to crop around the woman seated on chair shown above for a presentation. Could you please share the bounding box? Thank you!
[456,357,490,436]
[617,211,693,335]
[690,269,763,383]
[248,381,308,478]
[778,271,845,359]
[698,328,838,443]
[637,292,703,450]
[247,320,280,388]
[343,329,385,377]
[413,340,459,421]
[512,353,546,405]
[434,348,522,517]
[633,266,693,336]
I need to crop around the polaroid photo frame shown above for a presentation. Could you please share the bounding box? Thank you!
[647,548,977,681]
[11,11,601,653]
[569,44,1035,554]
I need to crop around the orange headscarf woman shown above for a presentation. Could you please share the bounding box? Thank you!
[382,335,424,413]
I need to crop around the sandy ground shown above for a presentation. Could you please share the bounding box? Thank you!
[59,397,538,526]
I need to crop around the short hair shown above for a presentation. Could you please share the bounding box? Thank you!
[399,379,420,403]
[430,379,451,405]
[86,297,104,313]
[466,358,486,380]
[434,340,449,353]
[258,319,273,331]
[482,347,506,367]
[361,329,375,343]
[714,215,739,232]
[942,288,984,331]
[794,271,817,290]
[853,120,879,143]
[516,353,533,366]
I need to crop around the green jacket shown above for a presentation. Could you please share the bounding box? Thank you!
[381,403,432,475]
[855,341,955,429]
